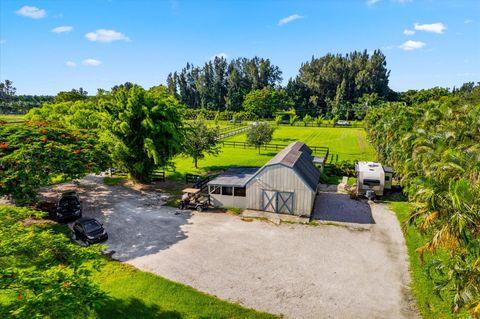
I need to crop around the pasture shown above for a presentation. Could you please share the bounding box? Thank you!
[0,114,25,123]
[166,125,375,179]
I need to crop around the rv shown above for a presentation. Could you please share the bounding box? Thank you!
[355,162,394,197]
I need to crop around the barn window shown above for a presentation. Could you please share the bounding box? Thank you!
[364,179,380,186]
[210,185,220,194]
[234,187,246,197]
[222,186,233,196]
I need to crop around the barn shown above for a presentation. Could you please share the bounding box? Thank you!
[207,141,320,217]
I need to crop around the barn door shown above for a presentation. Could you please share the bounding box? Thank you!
[277,192,294,214]
[262,191,294,214]
[262,190,277,212]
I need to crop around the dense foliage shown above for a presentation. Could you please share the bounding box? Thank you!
[289,50,392,118]
[98,85,184,182]
[365,84,480,317]
[166,56,283,111]
[247,123,274,154]
[0,205,106,319]
[25,100,102,130]
[242,88,292,118]
[183,119,220,168]
[0,80,54,114]
[165,51,392,120]
[0,123,109,204]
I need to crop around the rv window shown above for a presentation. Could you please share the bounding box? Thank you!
[222,186,233,196]
[364,179,380,186]
[210,185,220,194]
[234,187,246,197]
[385,176,390,181]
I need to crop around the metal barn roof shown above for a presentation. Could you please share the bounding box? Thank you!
[207,167,260,187]
[260,141,320,192]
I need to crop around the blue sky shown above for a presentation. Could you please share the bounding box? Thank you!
[1,0,479,95]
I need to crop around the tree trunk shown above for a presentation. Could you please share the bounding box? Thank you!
[194,157,198,168]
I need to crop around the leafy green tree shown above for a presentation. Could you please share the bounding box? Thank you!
[0,205,106,319]
[242,88,287,118]
[275,114,282,126]
[364,84,480,317]
[54,88,88,103]
[302,114,312,126]
[289,113,299,126]
[0,80,16,101]
[25,100,102,130]
[0,123,109,204]
[183,120,220,168]
[98,85,184,182]
[247,122,274,154]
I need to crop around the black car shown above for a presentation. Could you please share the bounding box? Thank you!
[71,218,108,245]
[56,191,82,222]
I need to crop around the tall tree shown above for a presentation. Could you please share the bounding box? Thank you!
[183,119,220,168]
[98,85,184,182]
[247,122,274,154]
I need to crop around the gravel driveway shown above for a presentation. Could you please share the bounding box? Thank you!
[41,176,418,319]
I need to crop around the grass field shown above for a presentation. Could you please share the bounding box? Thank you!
[388,200,465,319]
[166,126,375,179]
[225,126,375,162]
[0,114,25,122]
[93,261,276,319]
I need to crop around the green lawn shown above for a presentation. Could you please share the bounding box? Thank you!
[93,261,277,319]
[224,125,375,162]
[165,126,375,180]
[388,200,465,319]
[0,114,25,122]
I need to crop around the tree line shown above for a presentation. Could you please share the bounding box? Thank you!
[364,83,480,317]
[166,50,392,119]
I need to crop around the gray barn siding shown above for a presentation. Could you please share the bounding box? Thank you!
[246,165,314,216]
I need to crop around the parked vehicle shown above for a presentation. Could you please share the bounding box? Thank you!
[335,120,351,126]
[229,119,242,123]
[71,218,108,245]
[56,191,82,222]
[179,188,209,212]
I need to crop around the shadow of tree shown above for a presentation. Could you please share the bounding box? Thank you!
[96,297,183,319]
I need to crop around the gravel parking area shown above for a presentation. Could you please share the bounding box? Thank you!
[40,176,418,319]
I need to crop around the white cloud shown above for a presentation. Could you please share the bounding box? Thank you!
[399,40,426,51]
[464,19,473,24]
[278,14,304,26]
[85,29,130,43]
[52,26,73,33]
[65,61,77,67]
[403,29,415,35]
[15,5,46,19]
[82,58,102,66]
[414,22,446,34]
[367,0,382,6]
[212,52,228,60]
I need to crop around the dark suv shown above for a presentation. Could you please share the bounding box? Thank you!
[71,218,108,245]
[56,191,82,222]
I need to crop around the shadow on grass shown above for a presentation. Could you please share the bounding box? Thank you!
[97,297,182,319]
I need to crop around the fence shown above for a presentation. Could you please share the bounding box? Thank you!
[217,126,250,139]
[280,122,364,128]
[152,171,165,182]
[185,173,213,192]
[219,141,329,161]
